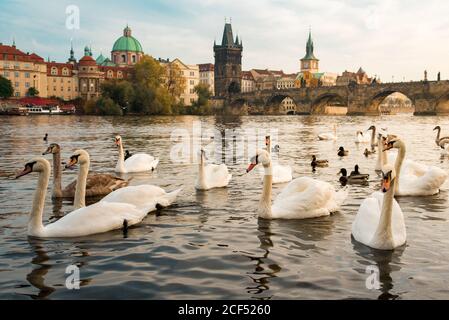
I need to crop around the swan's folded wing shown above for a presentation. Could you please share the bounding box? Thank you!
[352,195,381,246]
[44,202,146,237]
[124,153,156,172]
[400,165,447,195]
[205,164,231,187]
[101,185,168,212]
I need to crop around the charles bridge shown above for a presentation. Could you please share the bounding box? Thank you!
[224,80,449,116]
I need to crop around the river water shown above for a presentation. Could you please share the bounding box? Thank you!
[0,114,449,300]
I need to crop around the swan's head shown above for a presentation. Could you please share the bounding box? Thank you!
[246,149,270,173]
[42,143,60,155]
[65,150,90,169]
[381,164,396,193]
[368,125,375,131]
[15,158,50,179]
[265,136,271,146]
[114,135,122,147]
[434,126,441,131]
[357,131,364,136]
[384,137,405,151]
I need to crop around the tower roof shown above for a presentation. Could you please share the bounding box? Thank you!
[112,25,143,53]
[217,23,242,48]
[301,29,318,61]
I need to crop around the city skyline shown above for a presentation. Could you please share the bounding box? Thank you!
[1,0,449,81]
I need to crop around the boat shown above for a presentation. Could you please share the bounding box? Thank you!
[26,105,63,115]
[0,104,29,116]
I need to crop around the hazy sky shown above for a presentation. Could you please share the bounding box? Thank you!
[1,0,448,81]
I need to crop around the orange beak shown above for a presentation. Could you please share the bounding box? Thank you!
[65,157,78,169]
[246,163,257,173]
[382,175,391,193]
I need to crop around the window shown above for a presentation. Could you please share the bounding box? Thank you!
[15,92,20,97]
[61,87,64,91]
[190,89,194,94]
[3,71,9,77]
[25,82,30,88]
[3,62,10,69]
[60,78,64,83]
[190,80,195,85]
[62,68,69,76]
[190,71,195,77]
[107,70,113,78]
[190,98,195,103]
[53,86,57,91]
[51,67,58,75]
[24,63,30,69]
[14,72,19,77]
[53,79,56,83]
[14,63,19,69]
[132,55,136,63]
[121,55,126,63]
[68,87,71,92]
[15,82,19,87]
[117,71,123,79]
[25,72,30,78]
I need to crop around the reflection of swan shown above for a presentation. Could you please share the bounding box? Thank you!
[356,131,370,144]
[385,138,448,196]
[318,125,337,141]
[43,144,129,199]
[195,149,232,190]
[247,150,347,219]
[16,158,151,238]
[352,163,406,250]
[260,136,292,184]
[115,135,159,173]
[68,150,181,212]
[25,239,55,299]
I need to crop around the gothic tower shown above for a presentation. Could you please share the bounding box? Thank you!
[214,22,243,97]
[300,29,319,74]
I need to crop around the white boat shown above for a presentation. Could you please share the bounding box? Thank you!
[26,105,63,115]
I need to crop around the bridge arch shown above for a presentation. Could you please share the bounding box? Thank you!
[311,93,347,115]
[366,90,415,115]
[435,92,449,115]
[266,94,298,115]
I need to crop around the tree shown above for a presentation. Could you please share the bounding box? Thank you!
[165,62,186,99]
[131,55,166,88]
[188,84,212,115]
[26,87,39,97]
[0,76,13,99]
[101,80,134,113]
[83,97,123,116]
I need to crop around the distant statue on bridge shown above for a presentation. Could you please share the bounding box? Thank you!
[424,70,428,82]
[438,72,441,81]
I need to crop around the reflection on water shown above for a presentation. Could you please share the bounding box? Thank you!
[1,114,449,299]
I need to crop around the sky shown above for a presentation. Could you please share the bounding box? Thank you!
[1,0,449,81]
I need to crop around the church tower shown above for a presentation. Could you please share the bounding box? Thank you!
[300,29,319,73]
[214,22,243,97]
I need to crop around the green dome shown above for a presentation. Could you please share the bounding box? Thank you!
[112,26,143,53]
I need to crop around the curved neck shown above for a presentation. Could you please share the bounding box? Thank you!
[436,128,441,142]
[29,167,50,236]
[52,151,62,197]
[266,139,271,154]
[116,142,125,172]
[258,164,273,219]
[394,145,406,193]
[198,152,206,187]
[372,178,396,246]
[371,128,376,147]
[74,160,89,209]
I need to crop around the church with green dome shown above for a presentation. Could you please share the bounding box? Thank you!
[110,25,144,66]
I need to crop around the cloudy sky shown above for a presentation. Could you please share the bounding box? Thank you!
[1,0,448,81]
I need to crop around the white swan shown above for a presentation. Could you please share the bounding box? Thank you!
[247,150,348,220]
[115,135,159,173]
[368,125,378,150]
[66,150,181,212]
[15,158,150,238]
[195,149,232,190]
[356,131,370,144]
[259,136,293,184]
[352,164,406,250]
[384,138,447,196]
[375,134,388,171]
[318,125,337,141]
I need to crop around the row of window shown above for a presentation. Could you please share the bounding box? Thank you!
[3,71,33,78]
[47,86,77,92]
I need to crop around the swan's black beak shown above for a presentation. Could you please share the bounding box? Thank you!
[15,162,35,179]
[42,146,52,155]
[65,155,79,170]
[382,171,392,193]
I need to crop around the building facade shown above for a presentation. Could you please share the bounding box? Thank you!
[46,61,78,101]
[336,68,373,86]
[214,23,243,97]
[198,63,215,95]
[241,71,255,93]
[0,43,48,98]
[163,58,199,106]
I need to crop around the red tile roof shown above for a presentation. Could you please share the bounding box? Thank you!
[198,63,214,72]
[0,44,45,63]
[46,62,74,77]
[78,55,97,66]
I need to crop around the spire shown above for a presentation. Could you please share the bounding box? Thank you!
[302,27,318,61]
[68,39,76,63]
[124,24,132,37]
[12,37,16,47]
[221,22,234,47]
[235,35,239,46]
[84,45,90,57]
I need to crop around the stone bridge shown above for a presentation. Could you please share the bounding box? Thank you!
[226,80,449,115]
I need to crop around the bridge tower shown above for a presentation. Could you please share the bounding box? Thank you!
[214,22,243,97]
[300,29,319,74]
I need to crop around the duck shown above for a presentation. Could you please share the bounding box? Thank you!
[195,149,232,191]
[115,135,159,173]
[434,126,449,146]
[364,148,375,157]
[351,163,406,250]
[43,133,48,143]
[260,136,293,184]
[356,131,370,144]
[338,147,349,157]
[15,158,151,238]
[42,143,129,199]
[318,125,337,141]
[247,150,347,220]
[384,137,447,196]
[339,167,369,186]
[350,165,370,180]
[124,150,132,161]
[311,155,329,168]
[66,150,181,211]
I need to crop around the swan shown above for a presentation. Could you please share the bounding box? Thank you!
[65,150,181,211]
[433,126,449,146]
[15,158,151,238]
[247,150,348,220]
[260,136,293,184]
[195,149,232,190]
[438,138,449,155]
[368,126,378,151]
[375,134,388,171]
[115,136,159,173]
[351,164,406,250]
[356,131,370,144]
[43,143,129,199]
[384,138,447,196]
[318,125,337,141]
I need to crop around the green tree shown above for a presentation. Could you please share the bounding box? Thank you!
[0,76,13,99]
[132,55,166,88]
[83,97,123,116]
[188,83,212,115]
[26,87,39,97]
[101,80,134,112]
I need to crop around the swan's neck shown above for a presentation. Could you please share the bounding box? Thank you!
[371,128,376,147]
[52,151,62,198]
[394,145,406,193]
[29,167,50,236]
[116,142,126,172]
[436,128,441,142]
[372,179,396,247]
[258,164,273,219]
[377,138,387,169]
[74,161,89,209]
[198,153,207,188]
[266,139,271,154]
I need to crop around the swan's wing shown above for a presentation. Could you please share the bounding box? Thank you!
[272,177,335,219]
[272,164,293,184]
[124,154,157,172]
[399,165,447,196]
[204,164,231,187]
[100,185,170,212]
[84,174,128,197]
[44,202,146,238]
[352,195,381,246]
